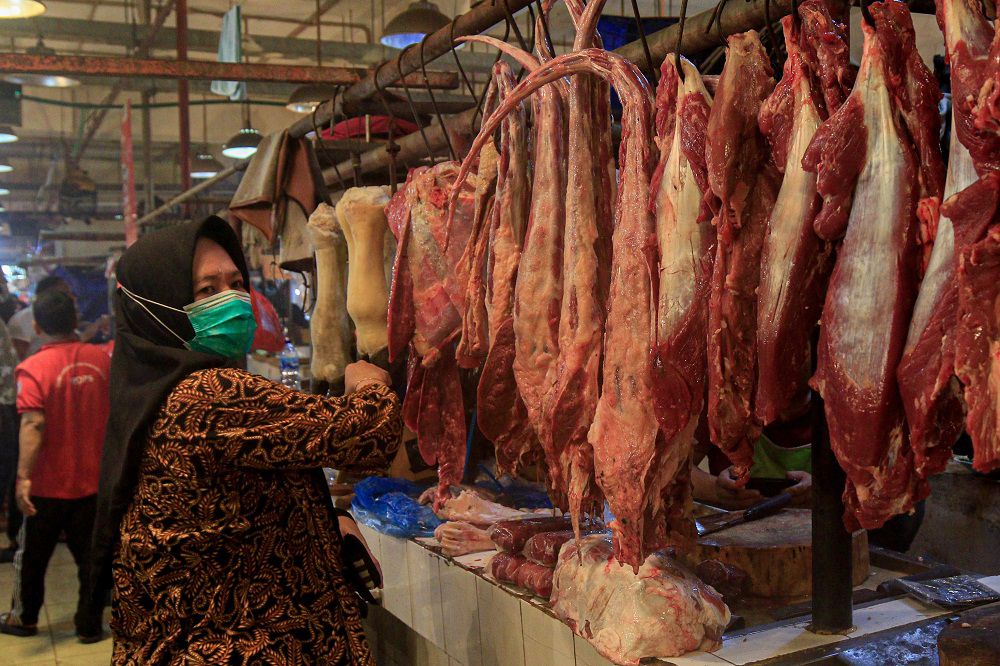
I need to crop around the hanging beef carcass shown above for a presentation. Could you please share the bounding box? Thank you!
[386,163,478,504]
[336,186,392,357]
[705,31,779,481]
[755,2,851,426]
[804,0,945,530]
[954,173,1000,473]
[897,0,996,478]
[307,203,352,385]
[646,53,715,562]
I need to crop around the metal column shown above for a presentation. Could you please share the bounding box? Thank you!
[176,0,192,214]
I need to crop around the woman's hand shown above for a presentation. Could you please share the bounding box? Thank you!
[713,466,765,509]
[344,361,391,394]
[338,515,383,585]
[785,470,812,506]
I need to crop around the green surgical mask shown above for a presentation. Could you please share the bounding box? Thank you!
[120,285,257,358]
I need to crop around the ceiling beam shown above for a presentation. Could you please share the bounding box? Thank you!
[1,16,500,73]
[0,52,461,87]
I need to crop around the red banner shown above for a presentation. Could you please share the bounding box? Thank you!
[121,101,138,247]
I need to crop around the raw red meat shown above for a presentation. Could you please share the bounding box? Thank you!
[386,176,417,364]
[695,560,748,605]
[513,562,554,599]
[647,55,715,562]
[551,535,730,665]
[954,174,1000,473]
[935,0,1000,176]
[705,31,779,480]
[524,528,605,566]
[755,4,849,425]
[807,0,944,530]
[488,552,525,584]
[490,515,574,554]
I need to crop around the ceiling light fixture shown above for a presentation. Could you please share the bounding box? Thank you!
[286,0,337,114]
[0,162,11,173]
[0,126,17,143]
[4,37,80,88]
[380,1,450,49]
[222,127,261,159]
[191,150,223,179]
[0,188,10,196]
[0,1,46,20]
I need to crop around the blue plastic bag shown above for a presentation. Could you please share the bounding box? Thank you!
[351,477,443,538]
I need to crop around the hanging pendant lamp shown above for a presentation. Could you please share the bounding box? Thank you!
[380,1,450,49]
[0,162,11,173]
[4,37,79,88]
[0,1,46,19]
[222,127,261,159]
[286,0,337,113]
[0,126,17,143]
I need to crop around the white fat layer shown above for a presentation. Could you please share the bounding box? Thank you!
[833,55,908,387]
[759,74,822,325]
[656,62,712,338]
[904,121,978,352]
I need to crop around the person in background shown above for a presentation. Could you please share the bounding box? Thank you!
[92,216,399,664]
[0,290,112,642]
[8,276,109,360]
[0,317,18,563]
[0,275,24,324]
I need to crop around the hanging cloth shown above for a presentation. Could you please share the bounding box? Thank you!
[211,5,246,101]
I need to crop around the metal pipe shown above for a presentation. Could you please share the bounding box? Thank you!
[186,7,374,43]
[74,0,176,162]
[0,53,463,86]
[288,0,538,134]
[140,0,155,217]
[137,163,245,227]
[39,231,127,241]
[177,0,192,209]
[809,330,854,633]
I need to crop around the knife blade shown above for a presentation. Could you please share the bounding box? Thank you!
[696,492,793,537]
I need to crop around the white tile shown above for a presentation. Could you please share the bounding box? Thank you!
[712,625,841,665]
[477,577,525,666]
[380,534,413,625]
[521,601,575,666]
[660,651,736,665]
[413,639,451,666]
[408,540,447,649]
[574,634,616,666]
[356,522,382,565]
[455,549,496,570]
[441,560,483,666]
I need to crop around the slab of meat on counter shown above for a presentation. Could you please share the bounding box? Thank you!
[487,552,554,599]
[804,0,944,531]
[427,488,537,527]
[955,176,1000,474]
[433,521,495,557]
[695,560,748,606]
[551,535,730,665]
[524,528,606,566]
[490,515,575,554]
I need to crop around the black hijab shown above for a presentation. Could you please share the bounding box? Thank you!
[91,216,250,591]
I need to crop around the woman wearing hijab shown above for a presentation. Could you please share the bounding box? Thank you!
[91,216,400,664]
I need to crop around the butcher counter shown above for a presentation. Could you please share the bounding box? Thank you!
[356,523,1000,666]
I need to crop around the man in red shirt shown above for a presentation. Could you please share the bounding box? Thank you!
[0,290,111,642]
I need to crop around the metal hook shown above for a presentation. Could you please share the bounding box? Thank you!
[500,0,530,52]
[449,20,476,100]
[474,0,510,130]
[311,86,348,191]
[705,0,732,46]
[629,0,658,84]
[419,33,458,162]
[534,0,555,58]
[397,43,438,166]
[372,59,406,176]
[860,0,875,28]
[675,0,690,83]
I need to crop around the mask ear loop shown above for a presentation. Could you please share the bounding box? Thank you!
[118,285,189,346]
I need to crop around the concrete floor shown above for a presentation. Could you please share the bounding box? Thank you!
[0,544,112,665]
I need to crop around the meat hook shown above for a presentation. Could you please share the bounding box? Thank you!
[629,0,659,84]
[419,33,458,162]
[449,20,477,100]
[397,43,439,166]
[310,86,349,191]
[860,0,876,28]
[474,1,510,131]
[534,0,556,59]
[675,0,690,82]
[500,0,531,52]
[705,0,733,46]
[372,59,406,174]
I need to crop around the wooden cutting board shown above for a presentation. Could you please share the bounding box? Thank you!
[938,602,1000,665]
[691,508,869,598]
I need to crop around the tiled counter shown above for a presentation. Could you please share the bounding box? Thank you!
[357,523,1000,666]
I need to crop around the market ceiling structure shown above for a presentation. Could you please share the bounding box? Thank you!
[0,0,950,219]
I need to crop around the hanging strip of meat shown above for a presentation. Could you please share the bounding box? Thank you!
[386,172,419,364]
[647,54,714,564]
[449,44,666,543]
[936,0,1000,176]
[805,0,943,531]
[705,31,779,481]
[898,0,994,478]
[955,174,1000,474]
[756,3,849,426]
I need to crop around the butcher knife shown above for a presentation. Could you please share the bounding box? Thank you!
[696,492,793,537]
